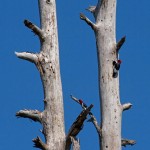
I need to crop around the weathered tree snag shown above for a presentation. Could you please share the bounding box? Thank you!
[81,0,134,150]
[16,1,65,150]
[84,1,122,149]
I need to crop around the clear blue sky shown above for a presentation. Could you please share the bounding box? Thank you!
[0,0,149,149]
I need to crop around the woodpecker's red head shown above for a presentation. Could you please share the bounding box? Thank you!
[79,99,83,104]
[117,60,122,64]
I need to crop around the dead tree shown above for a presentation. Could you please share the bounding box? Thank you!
[15,0,136,150]
[80,0,135,150]
[15,0,65,149]
[15,1,94,150]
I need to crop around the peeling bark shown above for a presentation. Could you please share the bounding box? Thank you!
[66,105,93,150]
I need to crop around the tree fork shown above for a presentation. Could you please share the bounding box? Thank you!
[70,95,101,137]
[16,0,65,150]
[66,104,93,150]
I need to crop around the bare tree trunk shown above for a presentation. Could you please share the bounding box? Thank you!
[16,0,65,149]
[95,1,122,150]
[80,0,133,149]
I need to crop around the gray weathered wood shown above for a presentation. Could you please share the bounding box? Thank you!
[71,137,80,150]
[81,0,123,149]
[94,1,122,149]
[37,1,65,149]
[16,0,65,149]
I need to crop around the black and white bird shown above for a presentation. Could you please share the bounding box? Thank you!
[112,60,122,78]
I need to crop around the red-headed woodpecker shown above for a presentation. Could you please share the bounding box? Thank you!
[113,60,122,78]
[78,99,93,115]
[79,99,87,110]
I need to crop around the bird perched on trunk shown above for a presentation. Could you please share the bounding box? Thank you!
[112,59,122,78]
